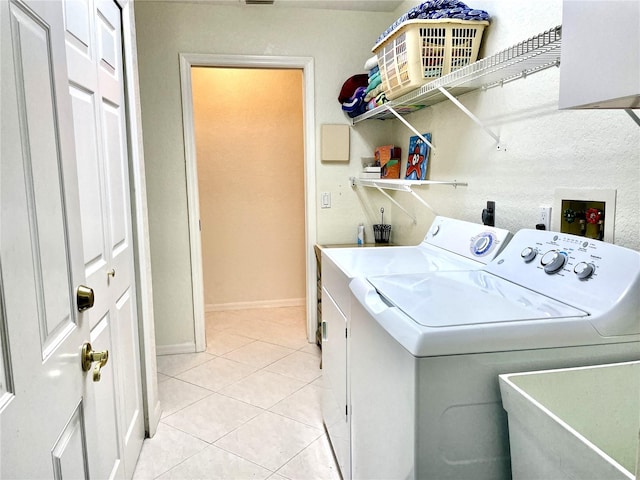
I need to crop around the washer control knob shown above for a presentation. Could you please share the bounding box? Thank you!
[541,250,567,274]
[574,262,595,279]
[520,247,537,263]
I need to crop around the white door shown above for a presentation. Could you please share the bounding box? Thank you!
[0,0,96,478]
[0,0,143,478]
[64,0,144,477]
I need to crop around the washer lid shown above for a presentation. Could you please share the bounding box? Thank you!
[368,271,587,327]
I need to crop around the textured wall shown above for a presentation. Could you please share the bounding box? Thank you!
[192,67,305,309]
[381,0,640,250]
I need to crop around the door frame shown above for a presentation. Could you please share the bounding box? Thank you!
[178,53,317,347]
[118,0,161,436]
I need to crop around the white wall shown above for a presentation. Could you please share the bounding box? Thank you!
[134,2,395,349]
[380,0,640,249]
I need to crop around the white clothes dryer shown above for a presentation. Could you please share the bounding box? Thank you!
[320,217,512,480]
[348,229,640,480]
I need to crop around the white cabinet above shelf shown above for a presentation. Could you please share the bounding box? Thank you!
[350,177,467,223]
[351,25,562,125]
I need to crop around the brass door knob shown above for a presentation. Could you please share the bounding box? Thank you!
[77,285,94,311]
[81,342,109,382]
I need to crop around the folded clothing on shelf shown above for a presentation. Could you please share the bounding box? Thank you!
[364,54,379,71]
[376,0,490,44]
[341,86,368,117]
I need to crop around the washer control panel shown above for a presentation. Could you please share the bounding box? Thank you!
[519,234,605,280]
[486,229,640,314]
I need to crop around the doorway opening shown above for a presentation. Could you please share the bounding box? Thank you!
[179,54,317,350]
[192,66,305,310]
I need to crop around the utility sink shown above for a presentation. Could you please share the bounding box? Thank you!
[499,361,639,480]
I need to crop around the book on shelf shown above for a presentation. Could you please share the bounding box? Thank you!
[405,133,432,181]
[375,144,402,179]
[359,172,382,179]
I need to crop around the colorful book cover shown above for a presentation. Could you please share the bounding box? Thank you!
[405,133,432,181]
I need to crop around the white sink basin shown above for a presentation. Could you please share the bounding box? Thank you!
[499,361,639,480]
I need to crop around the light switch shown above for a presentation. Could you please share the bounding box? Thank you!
[321,192,331,208]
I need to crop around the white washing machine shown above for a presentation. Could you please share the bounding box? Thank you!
[348,228,640,480]
[320,217,512,480]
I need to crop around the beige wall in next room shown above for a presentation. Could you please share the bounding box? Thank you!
[192,67,306,311]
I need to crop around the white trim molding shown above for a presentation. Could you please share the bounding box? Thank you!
[120,0,160,437]
[205,298,306,313]
[178,53,317,346]
[155,342,197,356]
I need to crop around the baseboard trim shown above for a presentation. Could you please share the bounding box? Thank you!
[155,342,196,356]
[206,298,305,312]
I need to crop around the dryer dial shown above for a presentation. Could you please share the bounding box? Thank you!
[520,247,537,263]
[541,250,567,274]
[470,232,495,256]
[574,262,595,279]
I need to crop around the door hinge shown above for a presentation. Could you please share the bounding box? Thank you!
[346,404,348,416]
[345,327,348,338]
[199,219,201,231]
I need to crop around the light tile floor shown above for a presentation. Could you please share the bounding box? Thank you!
[132,306,340,480]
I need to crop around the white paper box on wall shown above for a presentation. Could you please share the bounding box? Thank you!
[321,124,350,162]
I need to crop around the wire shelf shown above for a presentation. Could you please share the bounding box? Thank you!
[352,25,562,123]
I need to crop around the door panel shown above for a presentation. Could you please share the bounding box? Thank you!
[51,402,90,480]
[69,87,107,279]
[116,287,142,466]
[86,315,122,480]
[103,103,128,257]
[10,0,75,358]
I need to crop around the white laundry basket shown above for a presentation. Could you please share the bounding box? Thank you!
[373,19,489,100]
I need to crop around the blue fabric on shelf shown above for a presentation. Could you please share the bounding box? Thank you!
[368,65,380,77]
[341,86,367,117]
[375,0,490,45]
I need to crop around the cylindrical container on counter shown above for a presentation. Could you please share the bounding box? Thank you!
[357,223,364,245]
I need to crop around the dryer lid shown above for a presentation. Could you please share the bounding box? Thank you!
[368,271,587,327]
[322,244,477,279]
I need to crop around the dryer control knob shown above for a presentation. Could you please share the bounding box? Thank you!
[541,250,567,274]
[474,236,490,252]
[471,233,494,256]
[520,247,537,263]
[574,262,595,279]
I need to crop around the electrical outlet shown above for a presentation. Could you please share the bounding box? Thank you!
[539,206,551,230]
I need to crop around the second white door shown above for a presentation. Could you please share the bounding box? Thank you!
[64,0,144,478]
